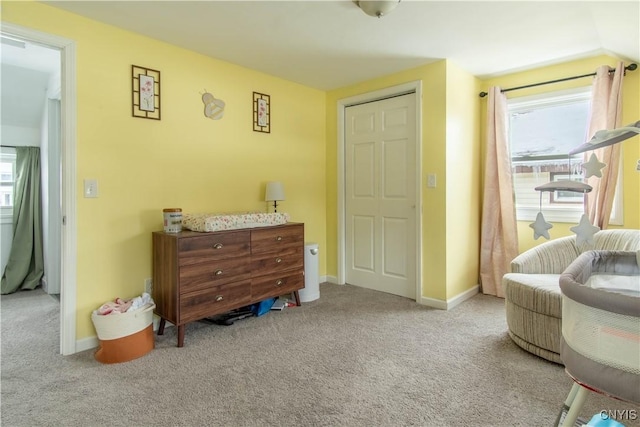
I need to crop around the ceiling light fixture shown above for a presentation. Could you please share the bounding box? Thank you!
[355,0,401,18]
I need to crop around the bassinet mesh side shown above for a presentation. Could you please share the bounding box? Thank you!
[562,297,640,375]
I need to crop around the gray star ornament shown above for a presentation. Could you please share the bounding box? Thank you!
[582,153,607,178]
[529,211,553,240]
[570,214,600,246]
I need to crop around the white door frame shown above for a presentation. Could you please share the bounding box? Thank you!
[2,22,78,355]
[337,81,423,301]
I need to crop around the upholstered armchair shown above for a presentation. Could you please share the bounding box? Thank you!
[502,229,640,364]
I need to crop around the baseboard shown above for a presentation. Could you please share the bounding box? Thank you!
[153,315,174,331]
[76,336,98,353]
[320,278,477,309]
[446,285,479,309]
[420,285,479,310]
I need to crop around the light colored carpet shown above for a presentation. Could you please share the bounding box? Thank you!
[1,283,639,427]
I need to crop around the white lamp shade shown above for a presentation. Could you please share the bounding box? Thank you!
[265,181,285,201]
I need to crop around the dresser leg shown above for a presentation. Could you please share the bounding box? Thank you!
[293,290,301,306]
[158,318,166,335]
[177,325,185,347]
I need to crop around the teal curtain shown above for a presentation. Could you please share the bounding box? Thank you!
[1,147,44,294]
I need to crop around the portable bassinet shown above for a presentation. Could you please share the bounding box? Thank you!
[556,250,640,427]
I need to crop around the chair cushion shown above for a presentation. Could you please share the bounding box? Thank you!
[503,273,562,318]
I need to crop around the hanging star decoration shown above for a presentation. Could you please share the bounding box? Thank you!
[529,211,553,240]
[570,214,600,246]
[582,153,607,178]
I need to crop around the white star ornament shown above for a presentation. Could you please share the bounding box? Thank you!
[529,212,553,240]
[570,214,600,246]
[582,153,607,178]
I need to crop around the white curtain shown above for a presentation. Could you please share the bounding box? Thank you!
[585,62,624,229]
[480,87,519,298]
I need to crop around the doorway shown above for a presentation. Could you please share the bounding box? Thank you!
[337,82,422,300]
[1,22,77,355]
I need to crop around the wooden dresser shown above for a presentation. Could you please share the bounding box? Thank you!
[152,222,304,347]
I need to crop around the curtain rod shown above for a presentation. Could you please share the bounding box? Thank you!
[478,63,637,98]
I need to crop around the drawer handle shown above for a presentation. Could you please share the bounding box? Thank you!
[275,257,282,263]
[276,236,283,241]
[213,243,224,249]
[214,270,223,276]
[215,295,224,302]
[275,279,283,286]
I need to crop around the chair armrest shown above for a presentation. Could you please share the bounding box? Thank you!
[511,236,580,274]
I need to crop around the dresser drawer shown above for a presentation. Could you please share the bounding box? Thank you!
[179,280,251,324]
[251,224,303,254]
[251,246,303,276]
[179,258,251,294]
[251,270,304,302]
[179,231,250,266]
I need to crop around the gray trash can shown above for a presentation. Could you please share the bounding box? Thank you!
[300,242,319,302]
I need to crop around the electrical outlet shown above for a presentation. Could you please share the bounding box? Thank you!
[144,278,153,294]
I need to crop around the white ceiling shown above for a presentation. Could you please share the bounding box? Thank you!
[41,0,640,91]
[1,39,60,128]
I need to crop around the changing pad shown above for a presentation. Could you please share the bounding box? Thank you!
[182,212,290,233]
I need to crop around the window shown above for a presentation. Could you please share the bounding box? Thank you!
[508,87,622,224]
[549,172,584,204]
[1,148,16,221]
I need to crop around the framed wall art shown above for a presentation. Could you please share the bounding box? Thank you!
[253,92,270,133]
[132,65,161,120]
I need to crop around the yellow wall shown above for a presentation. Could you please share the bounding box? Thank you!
[445,63,481,299]
[481,55,640,253]
[326,60,481,302]
[2,2,327,339]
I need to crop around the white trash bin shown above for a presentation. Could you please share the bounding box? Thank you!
[300,242,319,302]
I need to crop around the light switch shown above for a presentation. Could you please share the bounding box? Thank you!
[84,179,98,198]
[427,174,437,188]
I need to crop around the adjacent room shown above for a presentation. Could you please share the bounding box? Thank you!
[1,1,639,426]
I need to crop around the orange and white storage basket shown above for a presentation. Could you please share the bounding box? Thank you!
[91,303,156,364]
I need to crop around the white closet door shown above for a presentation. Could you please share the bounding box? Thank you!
[345,93,416,298]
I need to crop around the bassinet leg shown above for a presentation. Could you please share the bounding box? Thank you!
[561,384,588,427]
[555,383,579,426]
